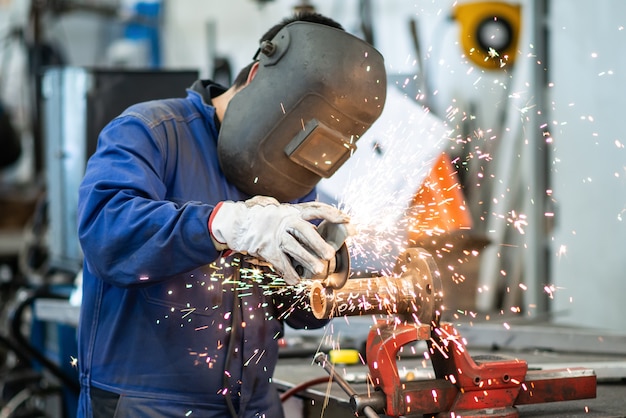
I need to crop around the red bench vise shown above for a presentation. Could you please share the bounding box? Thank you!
[310,248,597,417]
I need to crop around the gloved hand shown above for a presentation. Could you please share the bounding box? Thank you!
[209,196,350,285]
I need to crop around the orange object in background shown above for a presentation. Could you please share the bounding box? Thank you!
[406,152,488,314]
[407,152,472,243]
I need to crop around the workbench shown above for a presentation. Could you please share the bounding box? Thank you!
[277,319,626,418]
[275,353,626,417]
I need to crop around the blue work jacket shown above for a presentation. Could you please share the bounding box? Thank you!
[76,81,326,417]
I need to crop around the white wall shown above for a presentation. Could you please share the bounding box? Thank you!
[550,0,626,332]
[161,0,361,78]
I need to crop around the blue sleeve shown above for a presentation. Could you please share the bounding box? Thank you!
[78,114,219,288]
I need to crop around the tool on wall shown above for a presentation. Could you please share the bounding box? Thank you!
[452,1,522,70]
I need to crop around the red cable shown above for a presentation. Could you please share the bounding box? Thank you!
[280,376,334,402]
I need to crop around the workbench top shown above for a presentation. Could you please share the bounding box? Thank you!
[274,353,626,417]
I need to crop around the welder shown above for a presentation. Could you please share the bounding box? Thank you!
[76,11,386,418]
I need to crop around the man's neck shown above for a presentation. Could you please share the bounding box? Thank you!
[212,86,238,123]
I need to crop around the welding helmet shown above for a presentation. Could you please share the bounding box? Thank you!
[217,21,387,202]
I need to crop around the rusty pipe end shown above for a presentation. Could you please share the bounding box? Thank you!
[310,281,334,319]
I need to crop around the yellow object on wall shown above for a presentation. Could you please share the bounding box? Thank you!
[452,2,521,70]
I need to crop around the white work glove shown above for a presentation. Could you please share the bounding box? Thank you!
[209,196,350,285]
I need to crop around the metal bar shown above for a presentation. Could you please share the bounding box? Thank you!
[515,368,597,405]
[523,0,551,317]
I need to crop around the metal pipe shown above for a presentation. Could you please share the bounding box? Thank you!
[314,352,383,418]
[309,248,443,325]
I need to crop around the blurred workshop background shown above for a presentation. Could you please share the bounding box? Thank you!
[0,0,624,417]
